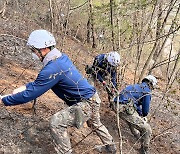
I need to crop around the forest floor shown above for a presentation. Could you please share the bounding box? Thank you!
[0,36,179,154]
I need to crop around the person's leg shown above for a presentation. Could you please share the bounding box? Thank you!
[139,122,152,154]
[127,122,140,139]
[50,102,91,154]
[50,108,73,154]
[120,111,152,154]
[88,92,116,153]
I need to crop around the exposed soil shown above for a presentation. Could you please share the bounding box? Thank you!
[0,1,179,152]
[0,37,179,154]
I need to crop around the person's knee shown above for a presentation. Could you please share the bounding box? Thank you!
[144,123,152,134]
[87,118,102,129]
[140,123,152,136]
[50,113,61,128]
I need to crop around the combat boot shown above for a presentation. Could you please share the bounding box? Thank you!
[105,144,117,154]
[140,146,149,154]
[94,144,117,154]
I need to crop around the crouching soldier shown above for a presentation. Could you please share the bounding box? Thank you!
[0,30,116,154]
[85,51,120,100]
[110,75,157,154]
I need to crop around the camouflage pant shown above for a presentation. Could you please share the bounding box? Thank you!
[87,75,111,98]
[50,92,114,154]
[112,102,152,150]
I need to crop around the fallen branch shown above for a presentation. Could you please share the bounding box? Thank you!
[151,124,177,141]
[0,0,7,18]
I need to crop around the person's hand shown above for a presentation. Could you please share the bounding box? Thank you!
[111,88,116,95]
[102,81,106,86]
[0,94,11,99]
[13,86,26,94]
[0,94,11,104]
[0,95,3,106]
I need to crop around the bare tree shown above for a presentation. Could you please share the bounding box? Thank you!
[0,0,8,18]
[87,17,91,43]
[49,0,54,33]
[110,0,115,50]
[88,0,96,48]
[138,0,179,82]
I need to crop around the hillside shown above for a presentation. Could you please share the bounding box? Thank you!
[0,35,179,154]
[0,0,179,154]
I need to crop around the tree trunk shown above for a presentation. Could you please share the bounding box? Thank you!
[48,0,54,33]
[87,18,91,43]
[110,0,115,50]
[88,0,96,48]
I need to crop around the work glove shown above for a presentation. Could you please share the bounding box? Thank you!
[85,65,91,74]
[13,86,26,94]
[111,88,116,95]
[0,94,10,100]
[102,81,107,86]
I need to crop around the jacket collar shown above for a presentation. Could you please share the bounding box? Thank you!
[43,48,62,66]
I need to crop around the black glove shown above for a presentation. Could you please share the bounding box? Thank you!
[85,65,92,74]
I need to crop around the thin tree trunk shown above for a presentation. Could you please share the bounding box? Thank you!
[149,3,180,74]
[110,0,115,50]
[138,0,174,82]
[60,0,71,48]
[133,9,141,83]
[87,18,91,43]
[88,0,96,48]
[49,0,54,33]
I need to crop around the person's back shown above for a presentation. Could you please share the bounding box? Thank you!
[111,75,157,154]
[86,51,120,101]
[114,82,151,116]
[2,50,95,106]
[41,52,96,105]
[1,29,117,154]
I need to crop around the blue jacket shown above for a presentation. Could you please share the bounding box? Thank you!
[2,49,96,106]
[92,54,117,87]
[114,82,151,117]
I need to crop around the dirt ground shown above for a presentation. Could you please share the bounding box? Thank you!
[0,0,179,153]
[0,37,179,154]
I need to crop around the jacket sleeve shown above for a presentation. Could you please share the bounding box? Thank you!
[2,69,59,106]
[93,54,103,66]
[92,55,104,83]
[141,94,151,117]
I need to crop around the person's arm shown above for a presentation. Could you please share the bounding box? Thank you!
[13,86,26,94]
[92,55,105,83]
[1,69,59,106]
[141,94,151,117]
[93,55,100,67]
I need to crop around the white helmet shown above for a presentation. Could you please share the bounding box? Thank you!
[142,75,157,88]
[27,29,56,49]
[106,51,120,67]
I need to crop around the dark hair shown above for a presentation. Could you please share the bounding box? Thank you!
[142,78,153,89]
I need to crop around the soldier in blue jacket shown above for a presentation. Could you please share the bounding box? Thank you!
[86,51,120,99]
[111,75,157,154]
[0,30,116,154]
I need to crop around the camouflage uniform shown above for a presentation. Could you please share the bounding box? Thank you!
[111,101,152,154]
[50,92,115,154]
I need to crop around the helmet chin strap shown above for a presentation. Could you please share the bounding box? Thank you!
[37,49,45,62]
[38,47,53,62]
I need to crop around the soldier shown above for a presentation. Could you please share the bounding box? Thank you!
[85,51,120,99]
[0,29,116,154]
[111,75,157,154]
